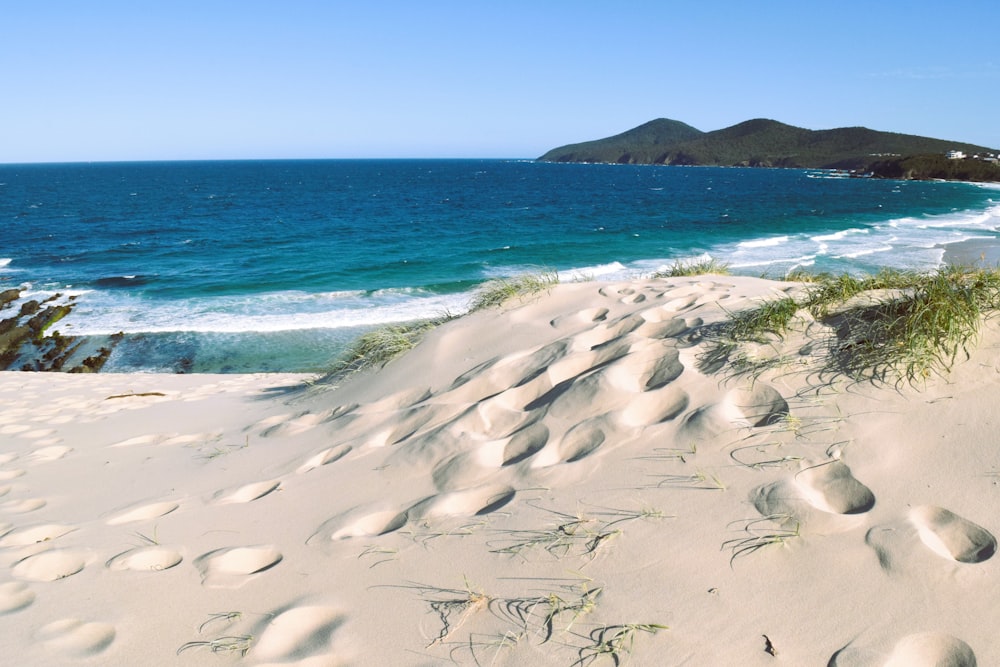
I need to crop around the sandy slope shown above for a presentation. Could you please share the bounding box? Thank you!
[0,276,995,666]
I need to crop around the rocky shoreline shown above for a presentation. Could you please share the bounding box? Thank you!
[0,289,121,372]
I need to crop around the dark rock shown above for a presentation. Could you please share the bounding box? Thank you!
[0,289,20,309]
[18,300,40,317]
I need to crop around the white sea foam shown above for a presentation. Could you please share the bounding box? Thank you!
[696,202,1000,275]
[729,254,817,269]
[557,262,629,282]
[736,236,790,249]
[835,245,895,259]
[55,288,472,336]
[811,228,869,243]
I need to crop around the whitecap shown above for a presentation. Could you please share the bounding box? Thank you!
[736,235,790,249]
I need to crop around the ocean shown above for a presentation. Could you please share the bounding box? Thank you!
[2,159,999,373]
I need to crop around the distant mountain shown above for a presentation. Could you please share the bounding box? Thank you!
[538,118,997,170]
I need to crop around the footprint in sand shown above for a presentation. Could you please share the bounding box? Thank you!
[250,605,346,662]
[549,306,609,328]
[603,341,684,392]
[260,410,330,437]
[833,632,979,667]
[541,371,627,421]
[883,633,976,667]
[409,485,516,519]
[212,480,282,505]
[867,506,996,573]
[106,546,183,572]
[310,506,410,542]
[634,317,691,339]
[531,416,611,468]
[295,444,352,474]
[446,398,542,441]
[194,546,282,587]
[620,292,646,304]
[0,581,35,614]
[108,433,164,448]
[0,523,76,547]
[909,505,996,563]
[677,383,788,445]
[0,468,26,481]
[105,500,179,525]
[12,550,89,582]
[36,618,116,657]
[1,498,47,514]
[619,385,689,427]
[500,421,550,465]
[726,384,789,427]
[795,461,875,515]
[26,445,72,463]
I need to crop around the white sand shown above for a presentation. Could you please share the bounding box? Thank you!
[0,276,995,666]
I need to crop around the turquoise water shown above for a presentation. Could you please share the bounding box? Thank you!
[2,159,998,372]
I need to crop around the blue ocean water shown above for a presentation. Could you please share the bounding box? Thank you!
[2,159,999,373]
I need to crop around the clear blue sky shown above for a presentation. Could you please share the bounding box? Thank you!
[3,1,998,162]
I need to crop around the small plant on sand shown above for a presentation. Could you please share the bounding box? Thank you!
[177,612,253,657]
[358,544,399,568]
[132,526,160,546]
[327,316,452,376]
[654,257,730,278]
[400,577,602,658]
[571,622,668,666]
[177,635,254,657]
[467,271,560,312]
[651,470,726,491]
[197,435,249,461]
[488,505,667,561]
[722,515,800,567]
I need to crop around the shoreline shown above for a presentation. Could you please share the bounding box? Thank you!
[941,236,1000,267]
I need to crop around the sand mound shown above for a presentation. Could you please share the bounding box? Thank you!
[1,276,998,664]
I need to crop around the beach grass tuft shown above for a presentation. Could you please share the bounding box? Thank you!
[572,622,668,666]
[654,258,730,278]
[701,265,1000,386]
[327,316,453,376]
[723,515,801,566]
[467,271,560,312]
[401,577,603,658]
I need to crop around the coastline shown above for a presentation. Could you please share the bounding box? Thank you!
[4,160,1000,375]
[2,275,997,664]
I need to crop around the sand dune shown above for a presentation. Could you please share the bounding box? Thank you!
[0,276,997,665]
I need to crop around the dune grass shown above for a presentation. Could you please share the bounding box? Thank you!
[326,317,452,377]
[323,271,559,379]
[572,623,668,667]
[467,271,560,312]
[700,265,1000,386]
[653,258,730,278]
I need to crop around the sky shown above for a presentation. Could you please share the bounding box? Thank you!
[2,1,998,163]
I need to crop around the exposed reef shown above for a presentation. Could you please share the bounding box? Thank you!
[0,288,122,372]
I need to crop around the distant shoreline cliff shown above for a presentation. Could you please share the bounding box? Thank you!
[538,118,1000,180]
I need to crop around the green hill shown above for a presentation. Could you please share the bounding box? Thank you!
[538,118,997,170]
[867,154,1000,182]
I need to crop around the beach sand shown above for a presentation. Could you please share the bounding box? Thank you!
[943,237,1000,268]
[0,275,995,666]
